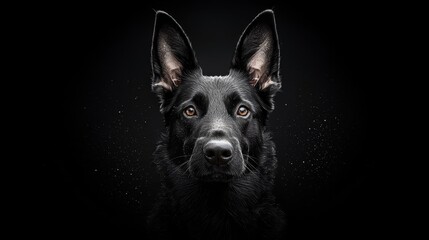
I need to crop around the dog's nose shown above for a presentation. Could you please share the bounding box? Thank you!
[203,140,233,165]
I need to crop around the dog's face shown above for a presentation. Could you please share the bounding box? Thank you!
[151,10,281,182]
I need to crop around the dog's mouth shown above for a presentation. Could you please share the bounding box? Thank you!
[199,172,235,182]
[193,162,244,182]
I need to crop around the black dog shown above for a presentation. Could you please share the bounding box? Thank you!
[148,10,284,240]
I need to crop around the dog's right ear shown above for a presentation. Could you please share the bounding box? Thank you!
[230,10,281,111]
[151,11,200,96]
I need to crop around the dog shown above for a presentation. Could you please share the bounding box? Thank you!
[147,9,285,240]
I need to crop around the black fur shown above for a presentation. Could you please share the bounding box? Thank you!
[148,10,285,240]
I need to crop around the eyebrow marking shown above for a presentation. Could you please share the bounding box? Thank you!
[177,92,208,112]
[225,92,256,112]
[178,98,194,110]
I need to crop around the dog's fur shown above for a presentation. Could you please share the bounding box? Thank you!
[147,10,285,240]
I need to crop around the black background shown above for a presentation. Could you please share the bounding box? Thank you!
[28,1,396,239]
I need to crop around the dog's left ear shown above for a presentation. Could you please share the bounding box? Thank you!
[231,10,281,111]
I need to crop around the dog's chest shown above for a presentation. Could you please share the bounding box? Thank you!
[170,189,260,238]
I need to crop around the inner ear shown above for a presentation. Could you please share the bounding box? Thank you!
[157,32,183,91]
[247,36,276,90]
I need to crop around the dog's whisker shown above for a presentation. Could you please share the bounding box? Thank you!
[243,164,255,175]
[167,156,191,177]
[243,154,259,166]
[183,162,193,177]
[169,154,191,161]
[243,154,258,162]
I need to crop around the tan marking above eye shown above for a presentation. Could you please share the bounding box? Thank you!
[237,106,249,117]
[184,106,197,117]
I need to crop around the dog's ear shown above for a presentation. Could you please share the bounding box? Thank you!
[230,10,281,110]
[151,11,200,93]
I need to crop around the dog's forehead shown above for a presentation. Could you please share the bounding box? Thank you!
[184,74,251,97]
[202,75,239,92]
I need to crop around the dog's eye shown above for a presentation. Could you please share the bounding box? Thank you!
[184,106,197,117]
[236,106,250,117]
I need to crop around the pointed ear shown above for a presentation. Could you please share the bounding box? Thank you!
[151,11,200,93]
[231,10,281,97]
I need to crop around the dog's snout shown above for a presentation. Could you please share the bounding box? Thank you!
[203,140,233,165]
[208,129,227,138]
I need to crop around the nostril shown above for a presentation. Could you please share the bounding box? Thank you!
[203,140,233,165]
[205,148,215,159]
[221,149,232,159]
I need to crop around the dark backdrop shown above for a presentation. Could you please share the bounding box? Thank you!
[31,1,392,238]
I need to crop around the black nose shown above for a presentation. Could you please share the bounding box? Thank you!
[203,140,233,165]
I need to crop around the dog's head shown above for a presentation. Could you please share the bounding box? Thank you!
[151,10,281,182]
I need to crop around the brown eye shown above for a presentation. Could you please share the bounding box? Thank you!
[184,106,197,117]
[237,106,249,117]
